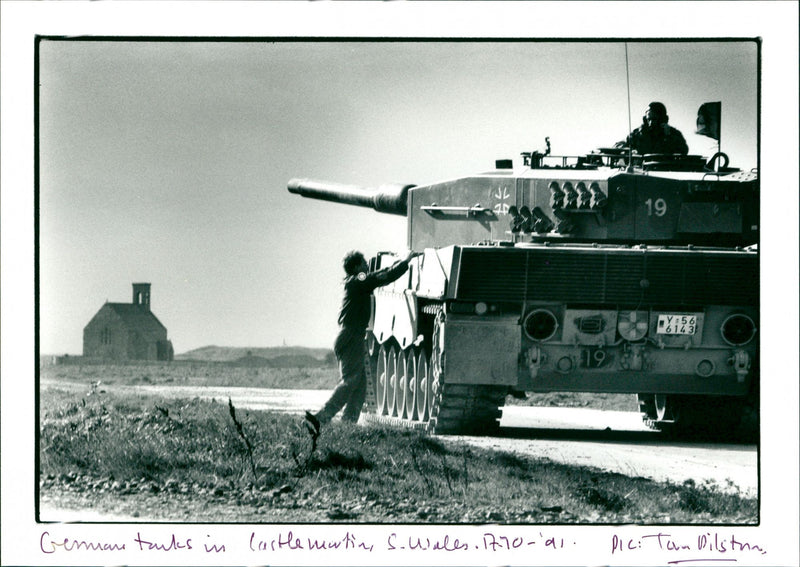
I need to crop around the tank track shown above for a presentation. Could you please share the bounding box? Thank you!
[426,307,505,434]
[363,382,505,434]
[362,412,429,431]
[637,394,659,431]
[362,307,505,435]
[363,338,378,416]
[427,384,505,435]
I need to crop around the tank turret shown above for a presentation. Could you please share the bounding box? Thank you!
[289,151,758,251]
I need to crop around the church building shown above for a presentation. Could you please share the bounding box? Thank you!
[83,283,173,361]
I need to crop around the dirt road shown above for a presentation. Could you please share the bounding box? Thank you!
[118,384,757,497]
[456,406,757,497]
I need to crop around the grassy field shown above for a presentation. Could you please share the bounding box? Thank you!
[39,363,756,524]
[41,360,341,390]
[41,361,639,411]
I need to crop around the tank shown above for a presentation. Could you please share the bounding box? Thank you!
[288,146,758,436]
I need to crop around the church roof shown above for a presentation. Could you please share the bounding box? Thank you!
[99,303,167,333]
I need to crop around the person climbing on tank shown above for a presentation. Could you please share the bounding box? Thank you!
[303,249,419,439]
[619,101,689,155]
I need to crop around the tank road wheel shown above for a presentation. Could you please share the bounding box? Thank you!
[395,349,408,419]
[363,335,379,415]
[402,348,418,420]
[386,346,399,417]
[654,394,676,422]
[425,308,504,435]
[638,393,680,433]
[375,344,389,416]
[637,393,658,429]
[415,349,430,422]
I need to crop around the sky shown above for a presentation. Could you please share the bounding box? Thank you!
[38,39,759,354]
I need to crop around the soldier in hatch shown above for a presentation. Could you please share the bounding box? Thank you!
[304,249,418,437]
[622,101,689,155]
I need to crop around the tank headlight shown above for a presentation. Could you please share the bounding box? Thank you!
[720,313,757,346]
[474,302,488,315]
[523,309,559,341]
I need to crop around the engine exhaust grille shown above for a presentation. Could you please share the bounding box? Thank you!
[455,247,757,307]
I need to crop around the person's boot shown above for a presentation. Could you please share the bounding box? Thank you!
[303,411,321,438]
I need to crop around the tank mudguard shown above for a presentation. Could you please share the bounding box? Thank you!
[372,289,418,350]
[416,246,457,299]
[442,314,520,385]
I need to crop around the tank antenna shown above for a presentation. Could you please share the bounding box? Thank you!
[624,43,634,172]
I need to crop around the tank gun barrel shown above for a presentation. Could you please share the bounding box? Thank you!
[287,178,414,216]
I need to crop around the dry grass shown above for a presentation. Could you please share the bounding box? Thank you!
[39,381,757,524]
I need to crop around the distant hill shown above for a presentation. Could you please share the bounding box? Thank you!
[176,346,334,367]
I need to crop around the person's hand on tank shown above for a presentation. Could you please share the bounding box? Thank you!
[403,250,421,263]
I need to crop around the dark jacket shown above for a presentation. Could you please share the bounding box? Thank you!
[627,124,689,155]
[337,258,410,330]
